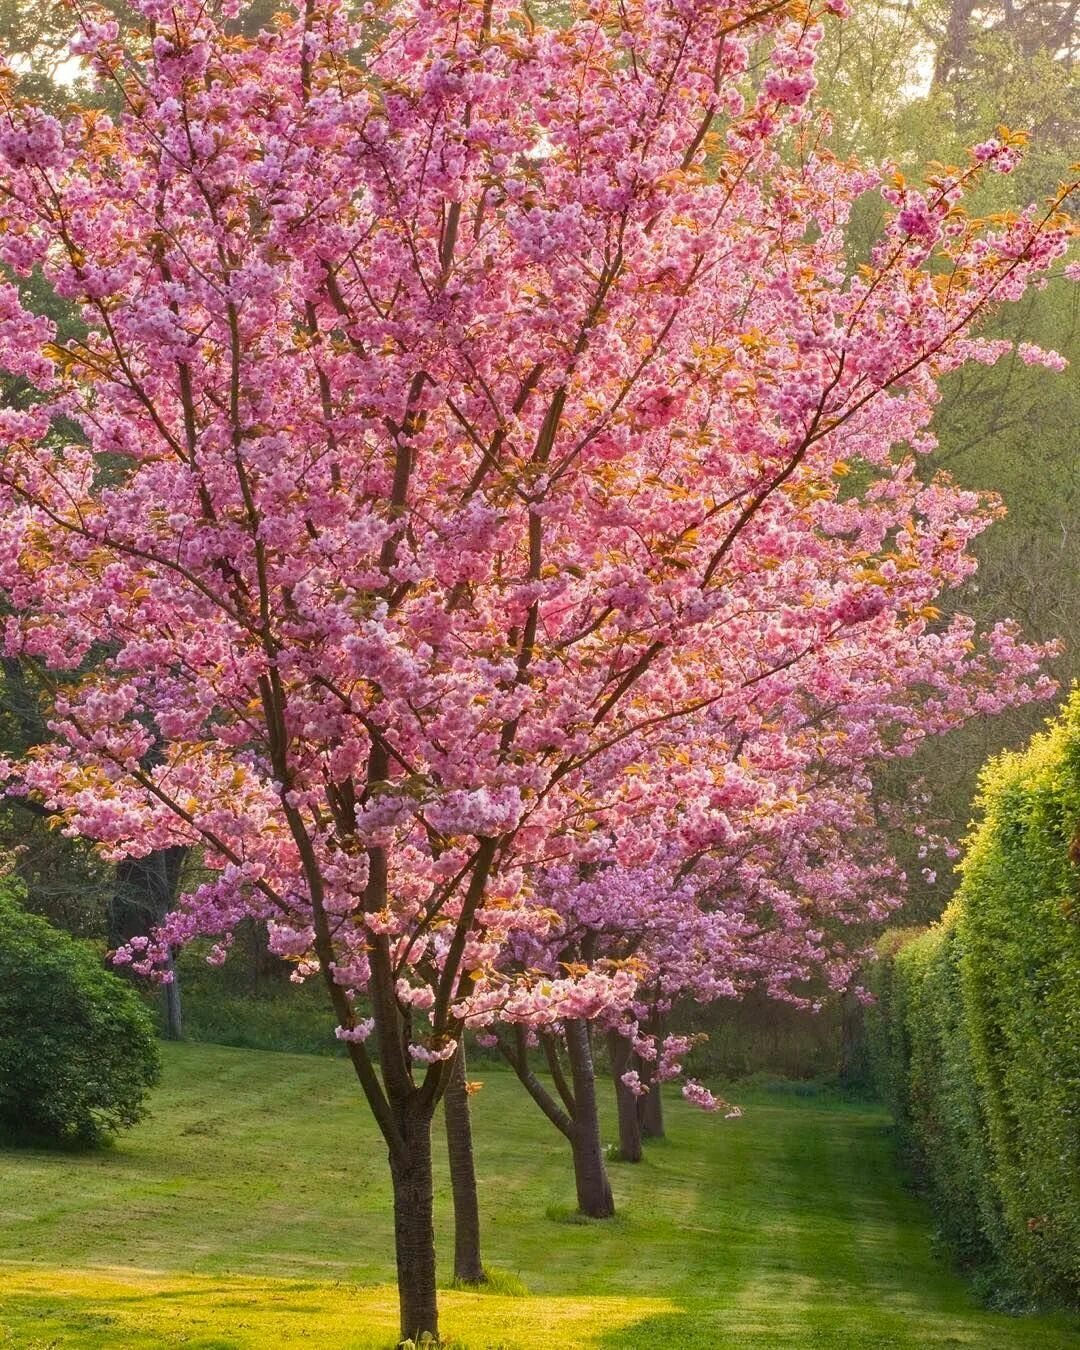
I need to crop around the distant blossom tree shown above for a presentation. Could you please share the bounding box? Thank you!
[488,650,1033,1203]
[0,0,1073,1339]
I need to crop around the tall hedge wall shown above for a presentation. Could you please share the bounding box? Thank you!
[867,689,1080,1307]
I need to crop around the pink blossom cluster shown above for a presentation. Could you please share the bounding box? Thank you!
[335,1019,375,1044]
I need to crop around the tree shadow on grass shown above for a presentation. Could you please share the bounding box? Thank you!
[593,1308,721,1349]
[594,1310,940,1350]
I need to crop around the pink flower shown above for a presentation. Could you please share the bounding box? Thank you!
[972,140,1021,174]
[682,1081,718,1111]
[763,71,816,108]
[335,1019,375,1044]
[0,112,64,170]
[1017,343,1068,373]
[408,1040,458,1064]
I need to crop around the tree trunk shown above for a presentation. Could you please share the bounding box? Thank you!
[565,1019,615,1218]
[110,848,187,1040]
[637,1013,666,1139]
[607,1031,642,1162]
[444,1043,485,1284]
[162,950,183,1041]
[389,1107,439,1345]
[638,1071,665,1140]
[839,987,867,1086]
[932,0,977,88]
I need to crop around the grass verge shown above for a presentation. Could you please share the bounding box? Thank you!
[1,1042,1077,1348]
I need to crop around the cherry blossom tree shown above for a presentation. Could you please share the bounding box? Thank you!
[0,0,1073,1337]
[491,681,1009,1202]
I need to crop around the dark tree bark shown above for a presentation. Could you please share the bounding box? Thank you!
[500,1032,575,1137]
[444,1042,486,1284]
[498,1023,616,1218]
[932,0,977,87]
[162,951,183,1041]
[638,1072,665,1140]
[607,1030,642,1162]
[637,1013,666,1139]
[307,836,497,1345]
[565,1019,615,1217]
[389,1104,439,1344]
[839,987,867,1086]
[110,846,188,1040]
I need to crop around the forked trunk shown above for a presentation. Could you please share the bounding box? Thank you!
[565,1019,615,1218]
[389,1107,439,1344]
[444,1043,486,1284]
[607,1031,642,1162]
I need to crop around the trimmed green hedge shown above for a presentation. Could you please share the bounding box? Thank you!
[867,690,1080,1307]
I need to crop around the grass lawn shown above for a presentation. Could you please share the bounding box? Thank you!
[1,1042,1077,1348]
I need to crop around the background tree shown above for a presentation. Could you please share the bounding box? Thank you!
[818,0,1080,921]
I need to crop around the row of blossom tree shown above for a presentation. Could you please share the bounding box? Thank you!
[0,0,1074,1339]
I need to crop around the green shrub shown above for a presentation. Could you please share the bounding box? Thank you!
[866,689,1080,1307]
[0,886,160,1147]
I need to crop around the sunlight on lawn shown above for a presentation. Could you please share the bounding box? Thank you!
[0,1265,675,1349]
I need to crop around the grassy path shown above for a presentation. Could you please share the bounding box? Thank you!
[1,1042,1076,1348]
